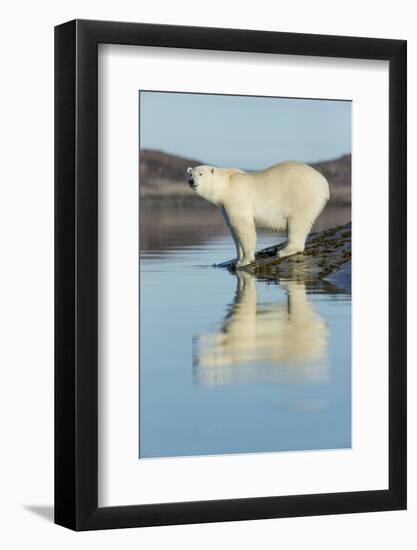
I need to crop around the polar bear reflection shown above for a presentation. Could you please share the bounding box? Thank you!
[193,272,329,387]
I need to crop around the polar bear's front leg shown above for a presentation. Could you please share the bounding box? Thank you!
[226,211,256,268]
[221,206,243,262]
[229,226,244,262]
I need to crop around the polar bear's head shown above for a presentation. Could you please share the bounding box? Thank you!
[187,165,228,206]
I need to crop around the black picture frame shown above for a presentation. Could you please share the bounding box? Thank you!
[55,19,407,531]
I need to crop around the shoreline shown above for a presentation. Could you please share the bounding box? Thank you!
[218,222,352,293]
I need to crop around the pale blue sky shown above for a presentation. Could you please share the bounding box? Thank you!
[140,91,351,169]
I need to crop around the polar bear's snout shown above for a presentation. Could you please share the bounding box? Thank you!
[187,167,196,189]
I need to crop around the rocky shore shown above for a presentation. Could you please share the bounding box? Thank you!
[218,222,352,292]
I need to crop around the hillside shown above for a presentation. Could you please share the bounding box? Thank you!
[139,149,351,205]
[139,150,201,199]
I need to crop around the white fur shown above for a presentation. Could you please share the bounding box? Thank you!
[188,162,330,267]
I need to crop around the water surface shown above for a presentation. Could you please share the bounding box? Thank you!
[140,204,351,458]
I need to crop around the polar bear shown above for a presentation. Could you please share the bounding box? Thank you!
[187,162,330,268]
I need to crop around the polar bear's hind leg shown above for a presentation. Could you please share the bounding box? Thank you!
[278,217,312,259]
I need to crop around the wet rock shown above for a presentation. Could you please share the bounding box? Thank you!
[324,261,352,293]
[217,222,351,292]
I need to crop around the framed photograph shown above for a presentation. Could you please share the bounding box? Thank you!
[55,19,406,530]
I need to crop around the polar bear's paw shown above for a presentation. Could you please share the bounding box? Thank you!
[236,257,255,269]
[278,245,304,259]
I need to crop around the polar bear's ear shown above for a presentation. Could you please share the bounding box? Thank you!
[187,167,193,174]
[211,168,214,174]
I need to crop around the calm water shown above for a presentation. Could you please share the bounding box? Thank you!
[139,204,351,458]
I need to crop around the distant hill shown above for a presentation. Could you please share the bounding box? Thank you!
[139,149,351,205]
[313,154,351,204]
[139,150,201,199]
